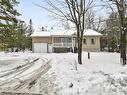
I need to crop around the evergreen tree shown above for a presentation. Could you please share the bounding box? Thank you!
[26,19,34,50]
[0,0,20,27]
[0,0,20,51]
[27,19,33,36]
[16,21,27,51]
[106,12,120,52]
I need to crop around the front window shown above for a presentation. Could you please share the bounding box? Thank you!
[91,38,95,44]
[67,38,72,43]
[61,37,72,43]
[83,39,86,44]
[61,38,66,43]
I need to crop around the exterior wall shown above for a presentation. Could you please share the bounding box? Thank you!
[82,36,101,52]
[32,37,52,44]
[32,36,101,53]
[53,37,61,43]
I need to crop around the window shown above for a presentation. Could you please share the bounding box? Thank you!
[83,39,86,44]
[61,38,72,43]
[61,38,65,43]
[91,38,95,44]
[67,38,72,43]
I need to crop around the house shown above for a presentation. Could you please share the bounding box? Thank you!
[82,29,102,52]
[31,29,102,53]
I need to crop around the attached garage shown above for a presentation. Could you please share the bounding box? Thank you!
[33,43,48,53]
[31,32,52,53]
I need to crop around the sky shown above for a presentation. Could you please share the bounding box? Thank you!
[17,0,109,31]
[17,0,56,31]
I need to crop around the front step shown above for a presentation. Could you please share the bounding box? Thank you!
[0,92,41,95]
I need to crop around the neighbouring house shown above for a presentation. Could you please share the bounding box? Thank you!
[83,29,102,52]
[31,29,102,53]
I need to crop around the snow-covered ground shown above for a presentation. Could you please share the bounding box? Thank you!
[0,52,127,95]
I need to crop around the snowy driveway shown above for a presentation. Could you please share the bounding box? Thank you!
[0,52,52,94]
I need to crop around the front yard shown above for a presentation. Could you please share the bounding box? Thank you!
[0,52,127,95]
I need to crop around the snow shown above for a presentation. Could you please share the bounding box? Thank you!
[0,52,127,95]
[84,29,102,36]
[31,29,102,37]
[31,31,51,37]
[49,52,126,95]
[51,29,76,36]
[31,29,76,37]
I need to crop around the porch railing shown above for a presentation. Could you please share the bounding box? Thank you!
[52,43,72,47]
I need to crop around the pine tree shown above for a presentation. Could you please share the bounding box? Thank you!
[106,12,120,52]
[0,0,20,51]
[27,19,33,36]
[26,19,34,50]
[0,0,20,27]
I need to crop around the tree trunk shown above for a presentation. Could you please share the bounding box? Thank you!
[117,0,126,66]
[77,26,82,64]
[120,30,126,65]
[78,37,82,64]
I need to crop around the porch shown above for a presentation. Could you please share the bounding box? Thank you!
[52,43,72,48]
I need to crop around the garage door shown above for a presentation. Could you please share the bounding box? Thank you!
[33,43,47,53]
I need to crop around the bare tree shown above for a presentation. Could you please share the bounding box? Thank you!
[102,0,127,65]
[108,0,127,65]
[39,0,95,64]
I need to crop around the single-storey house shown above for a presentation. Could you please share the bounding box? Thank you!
[31,29,102,53]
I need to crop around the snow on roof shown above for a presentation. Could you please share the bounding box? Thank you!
[84,29,102,36]
[50,29,66,36]
[65,28,76,35]
[31,31,51,37]
[31,29,102,37]
[31,29,76,37]
[50,29,76,36]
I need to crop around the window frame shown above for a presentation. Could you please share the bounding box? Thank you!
[91,38,95,45]
[83,38,87,44]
